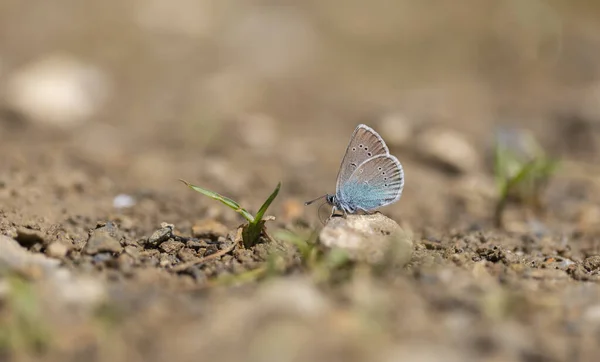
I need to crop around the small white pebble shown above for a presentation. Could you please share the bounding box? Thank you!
[113,194,136,209]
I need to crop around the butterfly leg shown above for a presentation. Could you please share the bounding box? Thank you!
[341,208,348,218]
[327,206,337,221]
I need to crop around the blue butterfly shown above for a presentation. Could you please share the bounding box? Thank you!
[306,124,405,217]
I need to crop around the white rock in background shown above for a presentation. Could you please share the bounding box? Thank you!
[415,127,480,174]
[113,194,136,209]
[3,54,110,127]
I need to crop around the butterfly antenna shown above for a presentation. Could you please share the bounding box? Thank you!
[305,194,327,206]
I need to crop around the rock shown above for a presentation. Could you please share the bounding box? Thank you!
[147,223,174,246]
[192,219,229,239]
[45,242,69,258]
[116,253,135,274]
[3,54,110,127]
[319,214,413,265]
[177,248,198,262]
[0,236,106,308]
[84,223,123,255]
[583,255,600,272]
[415,127,480,174]
[377,112,414,148]
[0,235,60,275]
[159,240,185,254]
[113,194,136,209]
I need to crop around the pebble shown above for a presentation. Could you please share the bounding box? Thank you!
[177,248,199,262]
[45,242,69,258]
[0,235,60,275]
[84,223,123,255]
[583,255,600,272]
[147,223,174,246]
[319,213,413,265]
[415,127,480,174]
[2,54,109,127]
[113,194,136,209]
[192,219,229,239]
[159,240,185,254]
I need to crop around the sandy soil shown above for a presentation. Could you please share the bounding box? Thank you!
[1,1,600,362]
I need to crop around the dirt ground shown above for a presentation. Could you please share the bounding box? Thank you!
[1,1,600,362]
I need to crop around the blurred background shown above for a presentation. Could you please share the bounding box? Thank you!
[2,1,600,362]
[1,0,600,226]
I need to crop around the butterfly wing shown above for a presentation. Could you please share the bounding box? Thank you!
[337,154,404,212]
[335,124,390,193]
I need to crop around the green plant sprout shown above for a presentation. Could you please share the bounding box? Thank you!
[0,274,51,356]
[180,180,281,248]
[274,229,351,283]
[493,128,559,228]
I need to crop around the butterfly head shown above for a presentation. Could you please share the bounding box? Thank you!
[325,194,335,205]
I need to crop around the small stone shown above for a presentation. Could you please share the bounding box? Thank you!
[46,242,69,258]
[113,194,136,209]
[583,255,600,272]
[116,253,135,274]
[319,214,413,265]
[186,240,206,250]
[84,225,123,255]
[0,235,60,275]
[192,219,229,239]
[159,256,173,267]
[124,245,141,259]
[415,127,479,174]
[147,223,174,246]
[177,248,198,262]
[159,240,185,254]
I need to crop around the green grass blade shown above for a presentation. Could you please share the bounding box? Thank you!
[505,160,538,192]
[253,182,281,225]
[179,179,255,222]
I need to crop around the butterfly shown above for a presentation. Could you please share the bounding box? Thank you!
[306,124,405,218]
